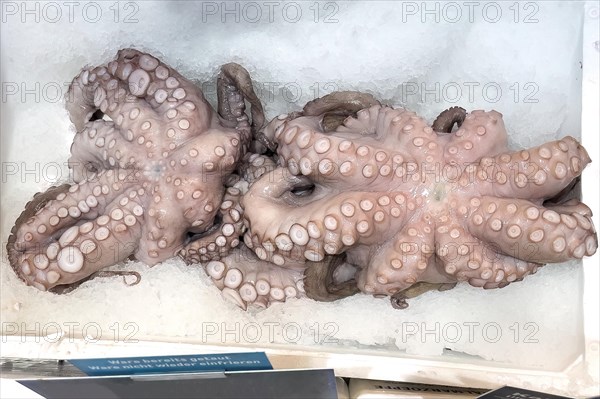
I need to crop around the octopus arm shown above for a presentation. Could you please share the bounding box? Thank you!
[218,63,265,137]
[271,118,415,190]
[356,214,435,296]
[434,215,539,288]
[8,178,144,291]
[444,110,509,163]
[69,120,145,182]
[243,168,412,263]
[204,245,305,310]
[465,136,590,200]
[67,49,213,136]
[11,170,136,249]
[334,104,433,152]
[465,196,597,264]
[178,186,244,263]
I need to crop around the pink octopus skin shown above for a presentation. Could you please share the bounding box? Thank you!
[186,152,310,309]
[8,49,252,291]
[206,244,306,310]
[241,103,598,298]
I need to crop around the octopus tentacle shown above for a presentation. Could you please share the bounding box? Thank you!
[390,282,457,309]
[547,198,593,218]
[258,99,388,153]
[464,136,590,200]
[373,108,439,154]
[433,215,539,288]
[49,269,141,294]
[303,254,359,302]
[9,183,144,290]
[69,120,144,182]
[544,176,581,206]
[444,110,508,163]
[303,91,380,116]
[178,185,244,263]
[270,119,411,189]
[94,271,142,286]
[333,105,385,137]
[264,105,448,191]
[465,196,597,263]
[303,91,380,132]
[66,57,153,133]
[330,104,415,141]
[7,184,70,277]
[12,170,137,252]
[244,168,412,263]
[175,63,267,265]
[239,153,277,185]
[432,106,466,133]
[67,48,214,145]
[205,245,305,310]
[179,152,275,265]
[164,63,264,262]
[356,214,436,296]
[332,104,439,158]
[468,252,539,289]
[218,63,265,136]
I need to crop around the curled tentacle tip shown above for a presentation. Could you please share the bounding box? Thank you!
[432,106,467,133]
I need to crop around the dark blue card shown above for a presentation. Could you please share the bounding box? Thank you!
[69,352,272,376]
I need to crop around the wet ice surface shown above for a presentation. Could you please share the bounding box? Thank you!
[0,2,587,369]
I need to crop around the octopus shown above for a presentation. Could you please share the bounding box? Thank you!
[181,150,357,308]
[6,49,264,291]
[239,91,598,308]
[5,51,598,311]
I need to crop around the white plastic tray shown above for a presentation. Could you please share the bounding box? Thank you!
[1,2,598,397]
